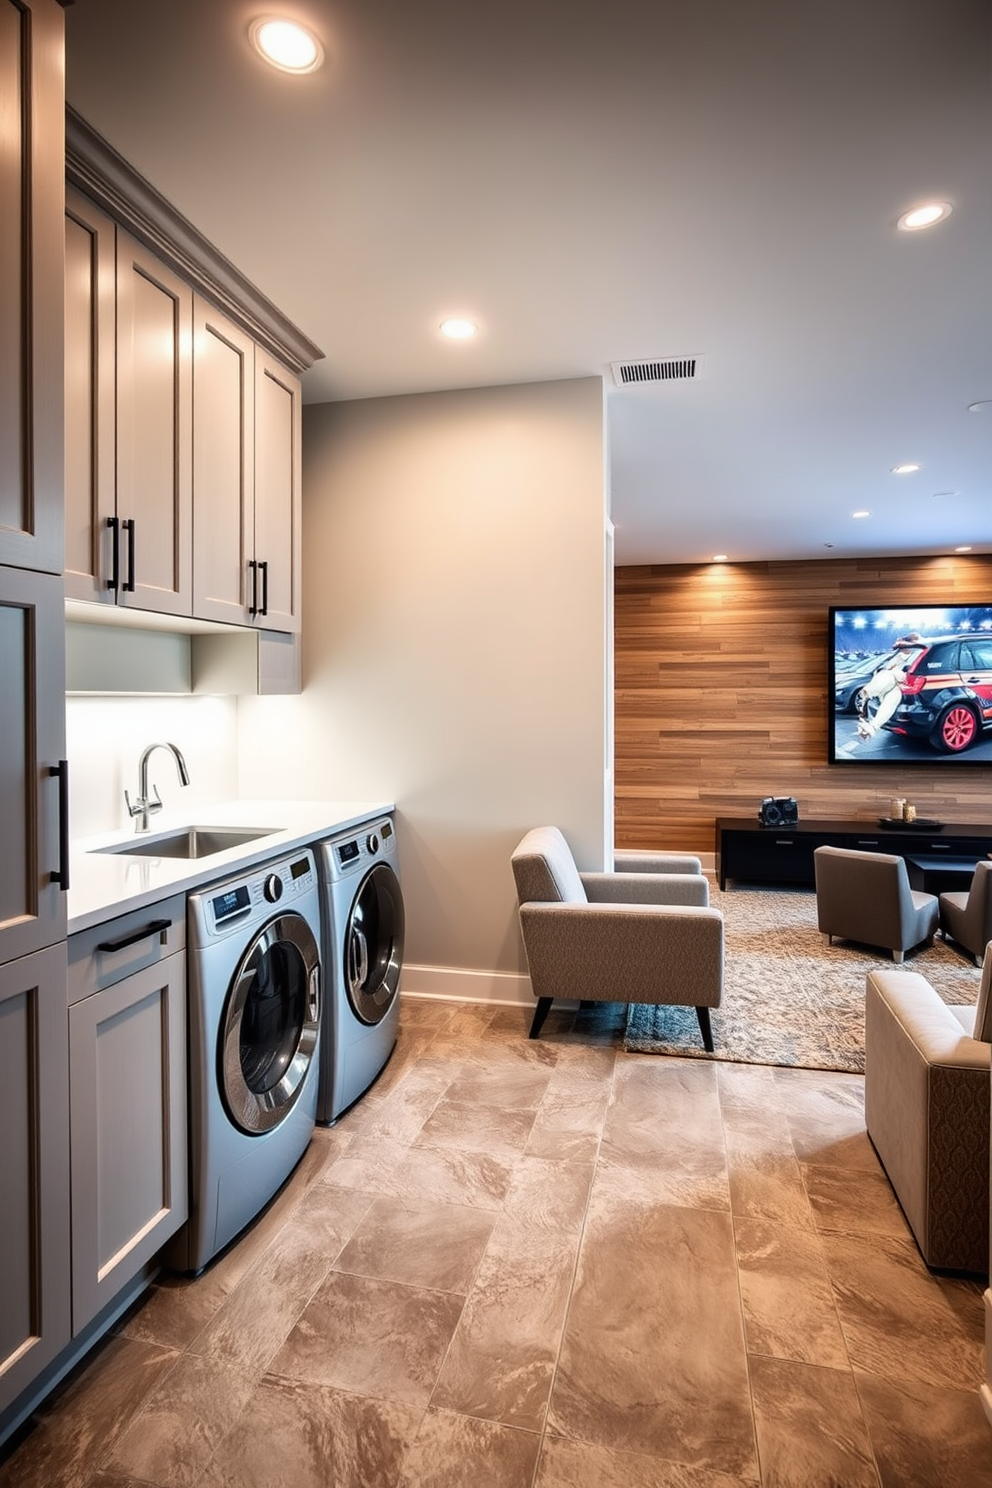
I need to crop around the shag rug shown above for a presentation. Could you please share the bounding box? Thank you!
[623,886,982,1073]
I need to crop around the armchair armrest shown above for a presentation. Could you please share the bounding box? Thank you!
[581,871,709,907]
[614,850,703,876]
[519,901,723,1007]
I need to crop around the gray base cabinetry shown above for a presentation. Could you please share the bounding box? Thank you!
[0,944,71,1420]
[68,897,188,1335]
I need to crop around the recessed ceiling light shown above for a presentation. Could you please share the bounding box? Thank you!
[967,400,992,413]
[851,510,871,519]
[891,463,921,475]
[439,317,478,340]
[711,554,728,563]
[249,17,323,73]
[897,202,952,231]
[955,546,973,553]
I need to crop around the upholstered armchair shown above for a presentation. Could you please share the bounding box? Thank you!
[813,845,939,962]
[865,958,991,1274]
[510,826,723,1045]
[939,860,992,967]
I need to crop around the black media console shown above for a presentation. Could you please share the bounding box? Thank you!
[716,817,992,893]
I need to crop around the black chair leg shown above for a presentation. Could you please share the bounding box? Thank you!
[695,1006,714,1052]
[529,997,553,1039]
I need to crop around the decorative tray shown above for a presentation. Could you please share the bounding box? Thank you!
[876,817,944,831]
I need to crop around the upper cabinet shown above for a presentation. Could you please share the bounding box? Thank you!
[0,0,64,575]
[65,192,193,615]
[64,109,320,633]
[191,302,301,632]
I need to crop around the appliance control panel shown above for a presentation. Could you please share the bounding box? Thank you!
[202,849,317,934]
[328,817,396,879]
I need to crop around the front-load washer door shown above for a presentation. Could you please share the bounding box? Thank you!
[345,862,405,1026]
[220,912,321,1134]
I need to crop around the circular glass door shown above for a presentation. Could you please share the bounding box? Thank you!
[220,912,321,1134]
[344,863,405,1026]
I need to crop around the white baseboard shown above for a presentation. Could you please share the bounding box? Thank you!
[402,963,534,1007]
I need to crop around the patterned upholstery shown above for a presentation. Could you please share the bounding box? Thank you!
[865,967,989,1274]
[939,861,992,968]
[814,845,939,961]
[511,826,722,1042]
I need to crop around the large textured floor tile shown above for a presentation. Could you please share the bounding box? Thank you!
[395,1408,540,1488]
[384,1144,517,1209]
[598,1058,730,1211]
[777,1073,877,1169]
[0,1337,178,1488]
[197,1374,421,1488]
[189,1186,372,1372]
[549,1194,757,1476]
[735,1217,849,1368]
[103,1353,256,1488]
[430,1214,578,1430]
[726,1132,815,1229]
[322,1132,417,1190]
[400,998,461,1029]
[414,1097,537,1157]
[349,1063,453,1144]
[716,1062,795,1144]
[442,1059,554,1110]
[536,1435,760,1487]
[334,1195,497,1292]
[801,1162,911,1239]
[525,1075,612,1162]
[821,1230,984,1389]
[267,1271,464,1407]
[855,1368,992,1487]
[748,1355,877,1487]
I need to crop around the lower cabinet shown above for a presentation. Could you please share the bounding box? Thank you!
[0,943,71,1419]
[67,897,188,1335]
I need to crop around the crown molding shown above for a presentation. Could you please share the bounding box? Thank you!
[65,106,324,375]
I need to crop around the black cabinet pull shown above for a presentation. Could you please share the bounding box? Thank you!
[122,518,136,592]
[49,760,70,891]
[258,559,268,617]
[106,515,120,591]
[248,558,258,617]
[96,918,172,954]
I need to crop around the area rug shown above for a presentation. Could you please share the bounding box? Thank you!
[623,886,982,1073]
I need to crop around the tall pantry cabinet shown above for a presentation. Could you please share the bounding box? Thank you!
[0,0,72,1422]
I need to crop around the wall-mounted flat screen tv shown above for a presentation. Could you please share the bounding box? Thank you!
[829,604,992,763]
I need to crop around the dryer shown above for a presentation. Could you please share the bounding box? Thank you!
[316,816,404,1123]
[175,848,322,1273]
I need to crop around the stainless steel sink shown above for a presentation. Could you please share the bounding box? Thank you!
[94,826,281,860]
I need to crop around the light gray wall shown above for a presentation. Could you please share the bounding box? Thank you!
[237,376,611,995]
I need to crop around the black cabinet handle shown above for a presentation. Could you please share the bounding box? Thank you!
[96,918,172,954]
[258,560,268,617]
[248,558,258,617]
[122,518,136,592]
[106,516,120,591]
[49,760,70,891]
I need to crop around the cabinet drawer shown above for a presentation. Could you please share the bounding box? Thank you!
[723,833,817,884]
[68,894,186,1005]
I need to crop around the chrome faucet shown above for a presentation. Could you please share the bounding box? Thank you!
[126,742,190,832]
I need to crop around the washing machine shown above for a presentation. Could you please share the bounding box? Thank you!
[316,816,404,1124]
[174,848,322,1273]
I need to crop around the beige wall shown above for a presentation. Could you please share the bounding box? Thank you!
[238,376,610,997]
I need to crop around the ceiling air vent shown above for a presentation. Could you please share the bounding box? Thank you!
[610,354,707,387]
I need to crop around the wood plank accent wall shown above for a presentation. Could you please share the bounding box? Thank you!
[615,555,992,854]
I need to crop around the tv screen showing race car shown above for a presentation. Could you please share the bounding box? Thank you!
[829,604,992,763]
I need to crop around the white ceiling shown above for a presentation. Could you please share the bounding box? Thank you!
[64,0,992,565]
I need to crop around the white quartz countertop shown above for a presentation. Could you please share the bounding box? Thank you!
[68,798,394,934]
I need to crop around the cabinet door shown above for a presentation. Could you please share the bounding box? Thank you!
[0,942,71,1417]
[116,231,193,616]
[69,953,188,1335]
[64,188,117,604]
[191,297,254,624]
[253,348,301,633]
[0,0,64,575]
[0,565,67,965]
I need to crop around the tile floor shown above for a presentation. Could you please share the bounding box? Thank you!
[2,996,991,1488]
